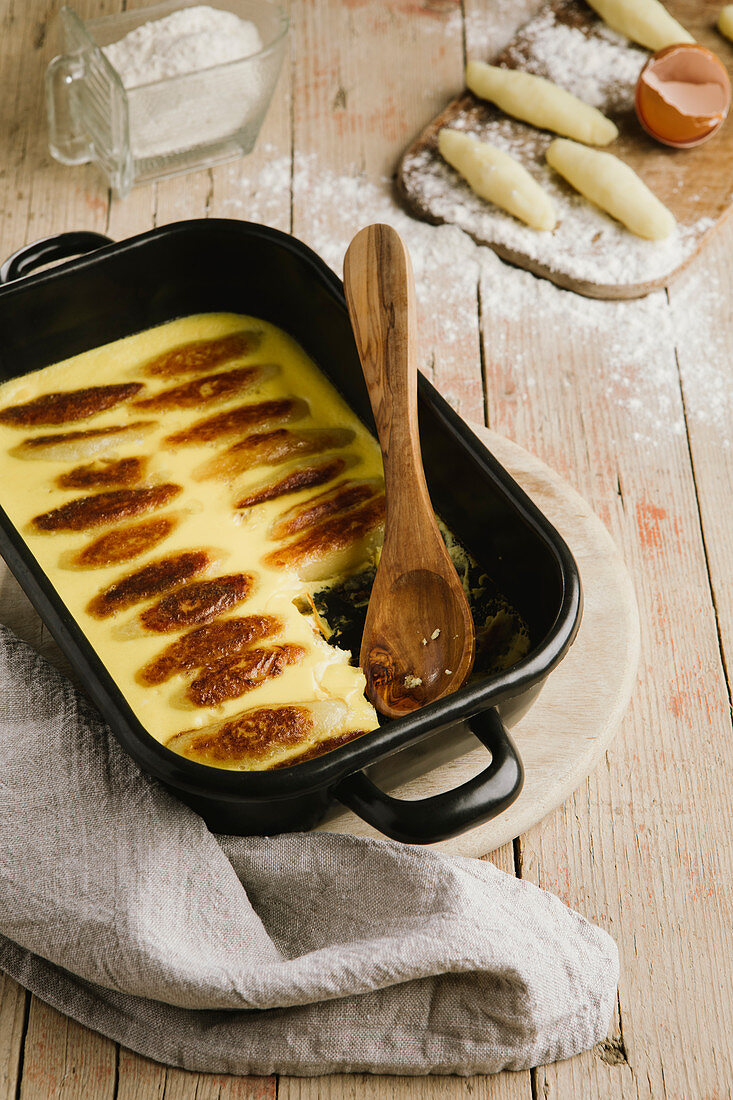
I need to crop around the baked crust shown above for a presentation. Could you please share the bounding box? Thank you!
[73,516,180,568]
[142,331,262,377]
[0,383,144,426]
[87,550,213,618]
[57,456,148,490]
[32,485,182,532]
[0,315,385,769]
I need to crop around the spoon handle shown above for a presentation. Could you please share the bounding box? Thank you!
[343,224,431,530]
[344,224,476,716]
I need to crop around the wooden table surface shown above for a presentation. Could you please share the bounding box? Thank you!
[1,0,732,1096]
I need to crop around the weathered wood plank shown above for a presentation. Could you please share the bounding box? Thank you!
[207,0,292,235]
[668,217,733,683]
[162,1070,276,1100]
[19,998,116,1100]
[280,1076,527,1100]
[115,1049,166,1100]
[477,248,733,1095]
[116,1047,277,1100]
[289,0,486,416]
[0,0,116,262]
[0,975,26,1100]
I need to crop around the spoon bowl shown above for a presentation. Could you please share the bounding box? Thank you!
[361,567,475,716]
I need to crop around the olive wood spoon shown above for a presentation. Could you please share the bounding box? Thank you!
[343,223,475,718]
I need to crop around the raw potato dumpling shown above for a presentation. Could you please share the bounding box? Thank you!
[438,129,557,231]
[546,138,676,240]
[466,60,618,146]
[585,0,694,51]
[719,5,733,41]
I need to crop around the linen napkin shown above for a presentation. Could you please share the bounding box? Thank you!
[0,623,618,1076]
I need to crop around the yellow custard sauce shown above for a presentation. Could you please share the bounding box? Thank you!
[0,314,386,769]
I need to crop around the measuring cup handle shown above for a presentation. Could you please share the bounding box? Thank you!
[46,54,93,166]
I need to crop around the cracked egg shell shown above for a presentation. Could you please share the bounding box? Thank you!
[635,44,731,149]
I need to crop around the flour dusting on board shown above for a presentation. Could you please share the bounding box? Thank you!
[399,0,717,291]
[505,7,647,112]
[403,141,711,287]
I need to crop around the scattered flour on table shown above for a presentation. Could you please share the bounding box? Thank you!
[399,2,714,289]
[667,268,732,446]
[225,149,729,448]
[103,6,264,160]
[422,0,526,61]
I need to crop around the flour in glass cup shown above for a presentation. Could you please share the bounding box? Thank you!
[102,5,265,160]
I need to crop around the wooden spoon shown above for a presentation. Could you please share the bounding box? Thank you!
[343,223,476,718]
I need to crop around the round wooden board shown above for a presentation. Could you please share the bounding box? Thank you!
[317,425,641,856]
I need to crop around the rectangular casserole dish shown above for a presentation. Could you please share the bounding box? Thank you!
[0,220,582,843]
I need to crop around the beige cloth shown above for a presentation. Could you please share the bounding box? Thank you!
[0,625,618,1075]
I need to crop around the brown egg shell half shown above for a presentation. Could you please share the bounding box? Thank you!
[635,44,731,149]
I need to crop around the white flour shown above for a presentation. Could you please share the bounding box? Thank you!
[103,6,265,160]
[103,7,262,88]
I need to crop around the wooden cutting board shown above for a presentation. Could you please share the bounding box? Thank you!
[321,425,640,857]
[398,0,733,299]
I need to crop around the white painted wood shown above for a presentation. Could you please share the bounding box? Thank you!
[1,1,728,1096]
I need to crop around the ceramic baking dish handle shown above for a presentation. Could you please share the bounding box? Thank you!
[0,231,113,284]
[333,709,523,844]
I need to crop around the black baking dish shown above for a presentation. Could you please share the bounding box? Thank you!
[0,220,581,844]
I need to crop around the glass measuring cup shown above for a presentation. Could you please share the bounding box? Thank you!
[46,1,289,197]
